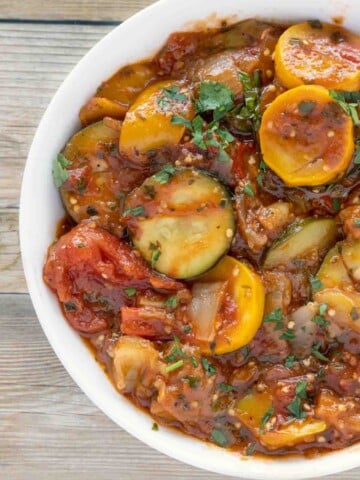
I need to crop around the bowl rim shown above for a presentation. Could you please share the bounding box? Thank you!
[19,0,360,477]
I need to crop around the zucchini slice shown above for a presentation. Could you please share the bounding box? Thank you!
[59,120,144,236]
[263,218,338,269]
[123,167,235,279]
[317,244,352,289]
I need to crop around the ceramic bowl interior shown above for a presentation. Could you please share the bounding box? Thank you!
[20,0,360,477]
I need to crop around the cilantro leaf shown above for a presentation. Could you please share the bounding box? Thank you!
[201,357,217,376]
[153,164,176,184]
[195,81,234,120]
[329,90,360,127]
[285,355,296,368]
[124,287,137,297]
[53,153,71,188]
[123,205,145,217]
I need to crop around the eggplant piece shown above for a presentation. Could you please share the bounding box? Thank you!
[123,167,235,279]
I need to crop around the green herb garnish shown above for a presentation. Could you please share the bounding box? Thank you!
[211,428,228,447]
[311,343,329,362]
[260,406,274,433]
[201,357,217,376]
[165,360,184,373]
[298,100,316,115]
[309,276,323,293]
[153,164,176,184]
[164,295,178,308]
[243,183,255,197]
[264,307,284,330]
[329,90,360,127]
[124,287,137,297]
[218,383,235,393]
[123,205,145,217]
[285,355,296,368]
[53,153,71,188]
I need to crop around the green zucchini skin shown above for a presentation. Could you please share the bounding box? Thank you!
[123,167,235,279]
[263,217,338,269]
[60,120,145,237]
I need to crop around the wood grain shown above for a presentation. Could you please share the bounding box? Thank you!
[0,0,155,21]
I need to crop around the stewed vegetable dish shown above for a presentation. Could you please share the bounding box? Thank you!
[44,18,360,456]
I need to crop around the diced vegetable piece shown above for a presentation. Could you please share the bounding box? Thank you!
[124,168,235,279]
[189,256,265,354]
[79,97,126,126]
[189,282,227,342]
[59,120,143,236]
[315,390,360,436]
[340,239,360,284]
[260,419,327,449]
[96,62,157,107]
[263,218,338,269]
[290,303,318,358]
[314,288,360,333]
[111,335,164,394]
[237,390,273,431]
[119,80,194,154]
[259,85,354,186]
[317,244,352,289]
[192,51,245,95]
[274,22,360,90]
[339,206,360,241]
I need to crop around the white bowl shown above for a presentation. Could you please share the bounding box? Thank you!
[20,0,360,478]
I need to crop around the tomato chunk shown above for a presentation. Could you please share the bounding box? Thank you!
[43,222,183,333]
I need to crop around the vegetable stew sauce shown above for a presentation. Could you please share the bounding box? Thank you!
[45,18,360,456]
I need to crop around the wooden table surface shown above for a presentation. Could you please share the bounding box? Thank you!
[0,1,359,479]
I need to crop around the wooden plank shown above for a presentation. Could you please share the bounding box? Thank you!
[0,0,155,21]
[1,293,360,480]
[0,23,112,209]
[0,294,227,480]
[0,209,26,293]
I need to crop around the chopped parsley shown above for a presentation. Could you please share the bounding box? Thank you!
[123,205,145,217]
[332,197,341,212]
[280,330,296,340]
[311,343,329,362]
[124,287,136,297]
[259,406,274,433]
[183,376,200,388]
[311,315,330,327]
[285,355,296,368]
[158,85,188,110]
[183,325,192,333]
[245,442,256,456]
[201,357,217,376]
[354,219,360,228]
[153,164,176,184]
[53,153,71,188]
[286,381,308,419]
[309,276,323,293]
[64,302,77,312]
[243,183,255,197]
[152,422,159,431]
[264,307,284,330]
[298,100,316,115]
[210,428,228,447]
[164,295,178,308]
[235,70,262,131]
[195,81,235,121]
[319,303,328,316]
[329,90,360,127]
[172,80,237,162]
[218,383,235,393]
[165,359,184,373]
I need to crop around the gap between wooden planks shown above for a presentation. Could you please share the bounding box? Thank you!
[0,0,155,21]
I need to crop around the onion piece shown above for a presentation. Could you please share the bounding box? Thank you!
[188,281,227,342]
